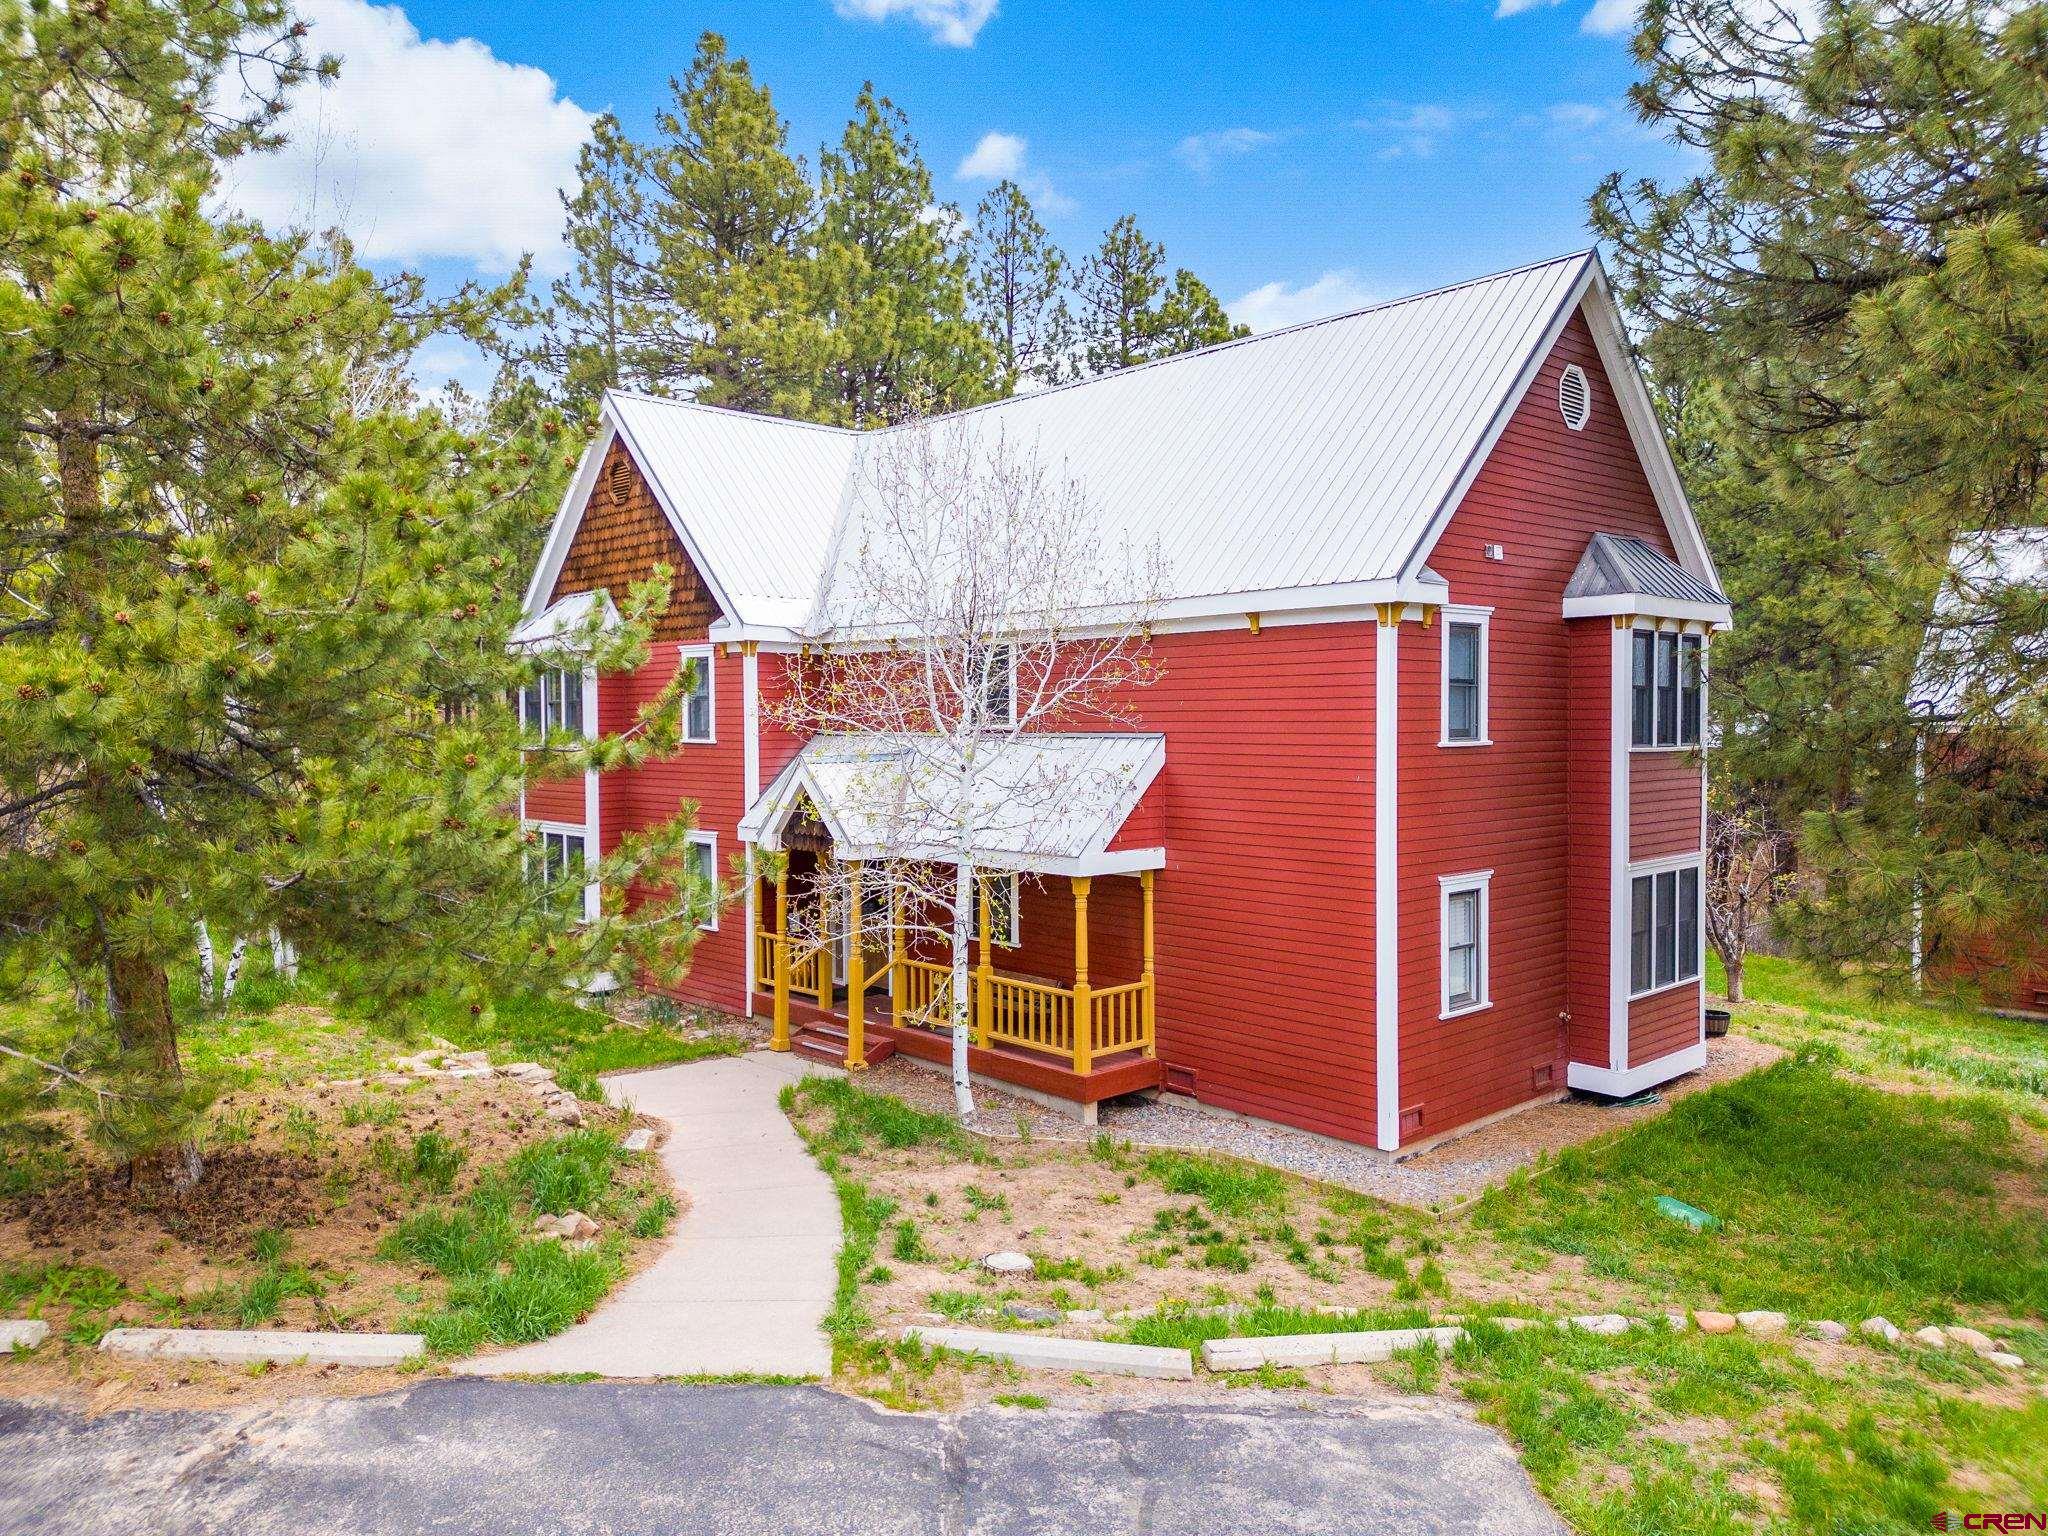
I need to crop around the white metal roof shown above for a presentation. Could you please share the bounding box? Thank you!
[523,251,1718,636]
[738,732,1167,876]
[507,589,619,650]
[1913,527,2048,719]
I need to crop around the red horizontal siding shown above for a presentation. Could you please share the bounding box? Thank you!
[1395,312,1680,1144]
[1630,750,1703,861]
[1628,983,1700,1067]
[522,772,583,825]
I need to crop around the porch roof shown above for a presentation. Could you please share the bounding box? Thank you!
[738,733,1167,877]
[1561,533,1732,626]
[507,589,619,652]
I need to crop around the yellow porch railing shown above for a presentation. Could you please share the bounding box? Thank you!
[756,866,1159,1076]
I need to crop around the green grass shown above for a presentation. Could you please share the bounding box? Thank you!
[1725,954,2048,1114]
[1468,1052,2048,1323]
[1449,1315,2048,1536]
[382,1128,643,1354]
[1141,1149,1288,1216]
[1119,1298,1440,1351]
[791,1075,978,1158]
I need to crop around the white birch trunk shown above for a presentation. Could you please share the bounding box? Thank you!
[949,858,978,1123]
[195,921,216,1006]
[269,928,298,982]
[221,936,247,1002]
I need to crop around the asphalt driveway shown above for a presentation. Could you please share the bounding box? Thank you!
[0,1380,1566,1536]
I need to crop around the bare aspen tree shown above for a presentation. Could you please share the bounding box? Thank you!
[772,419,1162,1122]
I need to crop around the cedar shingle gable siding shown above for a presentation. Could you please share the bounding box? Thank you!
[551,439,721,642]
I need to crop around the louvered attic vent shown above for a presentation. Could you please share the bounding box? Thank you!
[608,457,633,502]
[1558,364,1591,431]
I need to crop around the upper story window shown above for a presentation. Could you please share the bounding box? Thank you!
[1440,607,1491,746]
[521,668,584,739]
[1630,628,1703,749]
[977,643,1016,725]
[678,645,715,743]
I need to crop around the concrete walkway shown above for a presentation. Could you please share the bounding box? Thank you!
[460,1051,838,1380]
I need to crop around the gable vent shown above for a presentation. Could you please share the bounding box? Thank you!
[1558,364,1592,431]
[607,456,633,503]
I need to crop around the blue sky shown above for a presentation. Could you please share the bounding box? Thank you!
[221,0,1693,389]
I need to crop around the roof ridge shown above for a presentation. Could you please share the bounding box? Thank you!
[600,250,1599,441]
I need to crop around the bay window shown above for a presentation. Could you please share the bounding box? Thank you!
[1630,627,1704,749]
[1629,862,1701,995]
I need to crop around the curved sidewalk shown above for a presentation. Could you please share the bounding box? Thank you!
[459,1051,838,1380]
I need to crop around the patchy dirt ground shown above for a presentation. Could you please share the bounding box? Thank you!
[0,1056,676,1415]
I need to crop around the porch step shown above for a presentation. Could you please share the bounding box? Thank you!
[792,1021,897,1069]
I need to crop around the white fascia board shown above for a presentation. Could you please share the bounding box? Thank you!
[598,395,744,630]
[1395,256,1596,590]
[1568,1040,1706,1098]
[1578,268,1724,594]
[522,424,618,619]
[1562,593,1733,627]
[1072,737,1166,862]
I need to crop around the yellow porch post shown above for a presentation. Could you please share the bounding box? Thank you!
[845,860,866,1070]
[890,880,906,1028]
[771,865,790,1052]
[815,863,833,1010]
[974,876,993,1049]
[1072,876,1093,1075]
[1140,868,1157,1057]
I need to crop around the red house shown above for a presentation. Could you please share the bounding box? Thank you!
[513,252,1732,1154]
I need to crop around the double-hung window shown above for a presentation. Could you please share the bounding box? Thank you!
[678,645,715,743]
[1629,862,1701,995]
[1440,608,1490,746]
[977,644,1016,725]
[521,668,584,739]
[1439,872,1492,1016]
[684,831,718,930]
[1630,628,1703,748]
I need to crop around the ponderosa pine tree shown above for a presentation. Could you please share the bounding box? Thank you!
[523,112,650,410]
[965,180,1070,392]
[817,84,996,423]
[1070,216,1245,378]
[637,33,837,418]
[1596,0,2048,986]
[0,0,715,1184]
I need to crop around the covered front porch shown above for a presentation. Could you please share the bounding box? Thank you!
[737,733,1169,1116]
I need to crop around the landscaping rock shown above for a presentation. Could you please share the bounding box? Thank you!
[100,1328,423,1368]
[1804,1320,1848,1342]
[533,1215,564,1236]
[1567,1314,1631,1336]
[1944,1325,1996,1354]
[621,1129,654,1154]
[904,1326,1192,1380]
[452,1051,490,1066]
[1985,1351,2026,1370]
[500,1062,548,1078]
[1860,1317,1903,1343]
[1736,1310,1788,1335]
[1065,1309,1105,1324]
[561,1211,599,1240]
[1693,1311,1738,1335]
[0,1321,50,1351]
[180,1272,214,1300]
[546,1101,584,1125]
[1664,1312,1692,1331]
[1912,1326,1949,1349]
[444,1066,495,1080]
[1002,1303,1060,1324]
[981,1251,1034,1276]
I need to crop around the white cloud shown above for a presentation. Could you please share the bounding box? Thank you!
[1580,0,1637,34]
[214,0,593,276]
[1356,103,1480,160]
[1546,100,1610,128]
[957,131,1027,180]
[954,130,1075,215]
[1174,127,1277,176]
[832,0,998,47]
[1228,270,1381,333]
[1495,0,1565,14]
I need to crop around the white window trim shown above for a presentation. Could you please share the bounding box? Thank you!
[1626,852,1704,1000]
[984,643,1018,727]
[525,819,595,920]
[1438,605,1493,748]
[678,643,716,744]
[686,830,719,931]
[1438,870,1493,1019]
